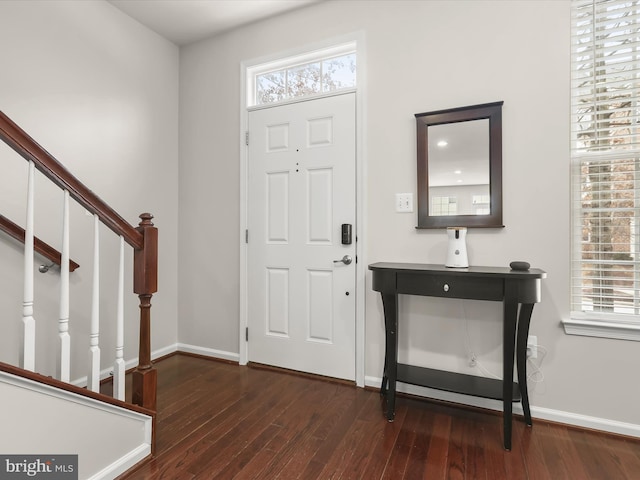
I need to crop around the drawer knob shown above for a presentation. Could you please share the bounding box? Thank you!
[443,283,450,292]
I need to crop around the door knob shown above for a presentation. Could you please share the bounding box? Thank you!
[333,255,352,265]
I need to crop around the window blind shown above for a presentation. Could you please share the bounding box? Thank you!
[571,0,640,321]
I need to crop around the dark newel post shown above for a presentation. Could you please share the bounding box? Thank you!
[132,213,158,411]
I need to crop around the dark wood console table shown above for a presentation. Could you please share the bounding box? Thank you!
[369,262,546,450]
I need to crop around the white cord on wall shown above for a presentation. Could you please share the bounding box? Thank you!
[527,344,547,383]
[462,300,546,383]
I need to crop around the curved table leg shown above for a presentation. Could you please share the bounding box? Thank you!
[381,293,398,422]
[516,303,535,426]
[503,292,518,451]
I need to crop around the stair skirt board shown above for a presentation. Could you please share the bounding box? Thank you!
[0,371,152,480]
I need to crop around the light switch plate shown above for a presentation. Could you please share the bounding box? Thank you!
[396,193,413,213]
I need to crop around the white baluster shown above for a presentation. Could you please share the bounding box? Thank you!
[113,235,125,401]
[88,214,101,392]
[21,160,35,371]
[57,190,71,382]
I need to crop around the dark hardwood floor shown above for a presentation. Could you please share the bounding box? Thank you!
[117,354,640,479]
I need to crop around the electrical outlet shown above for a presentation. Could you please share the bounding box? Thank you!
[527,335,538,359]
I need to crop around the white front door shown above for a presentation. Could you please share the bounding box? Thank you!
[247,92,356,381]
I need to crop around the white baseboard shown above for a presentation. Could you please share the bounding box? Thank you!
[89,444,150,480]
[365,375,640,439]
[530,405,640,438]
[151,343,181,362]
[176,343,240,363]
[70,344,179,388]
[70,343,240,388]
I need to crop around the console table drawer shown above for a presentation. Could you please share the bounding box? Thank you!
[397,273,504,301]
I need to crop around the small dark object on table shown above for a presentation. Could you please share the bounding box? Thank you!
[510,261,530,271]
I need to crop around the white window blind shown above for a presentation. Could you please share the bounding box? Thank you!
[570,0,640,339]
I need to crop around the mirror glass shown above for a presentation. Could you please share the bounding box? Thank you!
[416,101,503,228]
[427,119,490,216]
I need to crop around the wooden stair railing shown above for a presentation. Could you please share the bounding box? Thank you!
[0,213,80,272]
[0,111,158,411]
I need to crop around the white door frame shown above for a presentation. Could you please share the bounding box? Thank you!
[239,34,366,386]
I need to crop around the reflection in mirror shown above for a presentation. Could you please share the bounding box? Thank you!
[428,119,490,216]
[416,101,503,228]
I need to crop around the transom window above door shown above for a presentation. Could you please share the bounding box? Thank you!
[246,42,356,107]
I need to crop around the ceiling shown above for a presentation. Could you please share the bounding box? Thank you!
[108,0,322,46]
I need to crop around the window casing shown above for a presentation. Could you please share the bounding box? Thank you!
[569,0,640,340]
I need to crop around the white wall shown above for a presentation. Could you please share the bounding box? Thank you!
[0,1,179,379]
[179,0,640,430]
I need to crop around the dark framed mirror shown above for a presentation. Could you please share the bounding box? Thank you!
[416,101,503,228]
